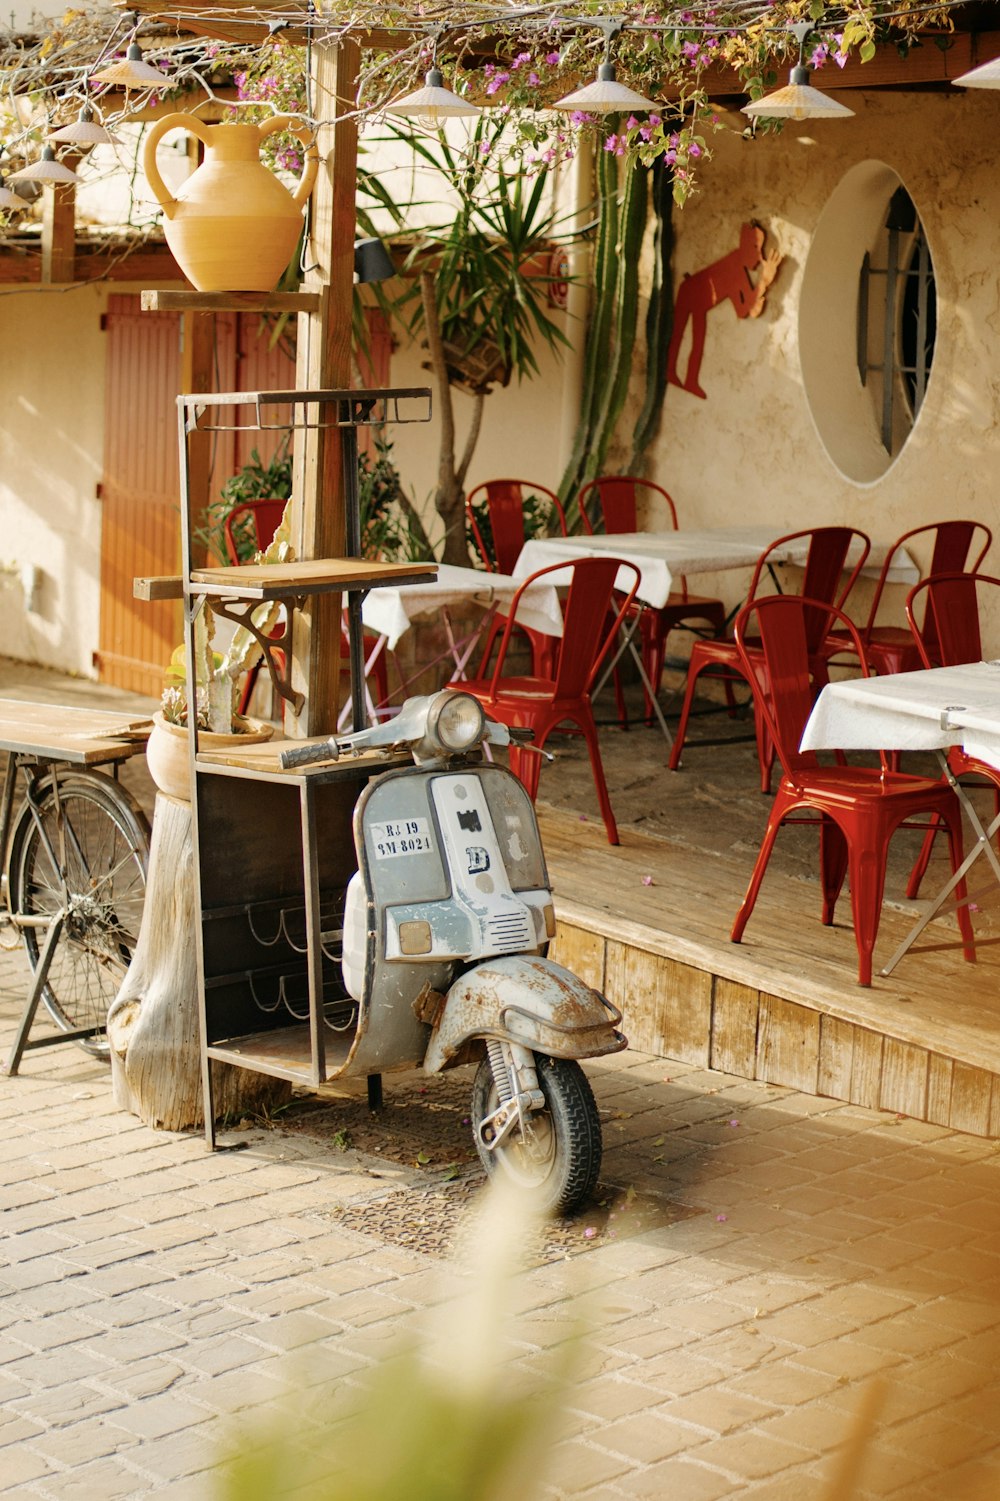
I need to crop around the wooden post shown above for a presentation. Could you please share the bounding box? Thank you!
[179,310,215,565]
[41,179,76,285]
[288,38,360,736]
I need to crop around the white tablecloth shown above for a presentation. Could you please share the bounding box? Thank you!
[360,563,564,651]
[801,661,1000,772]
[513,527,916,612]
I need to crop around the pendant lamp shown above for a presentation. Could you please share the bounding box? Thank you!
[953,54,1000,88]
[9,146,77,185]
[742,23,854,121]
[0,174,31,209]
[93,42,166,89]
[554,60,659,114]
[49,104,113,146]
[386,68,480,124]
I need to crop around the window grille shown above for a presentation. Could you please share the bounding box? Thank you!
[856,186,936,456]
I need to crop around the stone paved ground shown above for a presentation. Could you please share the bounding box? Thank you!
[3,661,1000,1497]
[4,960,1000,1500]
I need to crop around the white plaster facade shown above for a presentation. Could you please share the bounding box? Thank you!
[3,80,1000,676]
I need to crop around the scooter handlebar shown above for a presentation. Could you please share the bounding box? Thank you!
[279,738,340,770]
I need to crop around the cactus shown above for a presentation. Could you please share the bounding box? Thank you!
[162,502,293,732]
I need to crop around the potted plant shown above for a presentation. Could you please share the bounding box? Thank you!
[145,505,293,799]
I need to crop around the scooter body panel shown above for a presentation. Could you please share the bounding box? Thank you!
[336,762,561,1078]
[423,954,627,1073]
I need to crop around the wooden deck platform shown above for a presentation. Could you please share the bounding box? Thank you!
[540,805,1000,1137]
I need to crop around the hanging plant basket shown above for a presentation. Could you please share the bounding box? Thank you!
[430,337,512,395]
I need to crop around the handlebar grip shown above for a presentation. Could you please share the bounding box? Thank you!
[279,739,339,770]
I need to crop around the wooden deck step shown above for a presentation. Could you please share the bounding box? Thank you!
[539,806,1000,1138]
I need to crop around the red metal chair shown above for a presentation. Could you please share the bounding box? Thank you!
[668,527,872,793]
[466,479,568,679]
[448,556,641,846]
[578,475,727,724]
[224,500,390,719]
[729,594,975,987]
[820,520,991,676]
[904,571,1000,898]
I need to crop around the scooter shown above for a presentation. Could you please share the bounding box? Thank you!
[280,688,626,1215]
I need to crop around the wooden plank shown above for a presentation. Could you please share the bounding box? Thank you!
[879,1038,928,1120]
[549,922,605,993]
[990,1076,1000,1138]
[290,39,360,737]
[0,700,150,761]
[604,940,628,1022]
[142,289,322,313]
[756,994,820,1092]
[850,1029,884,1109]
[134,575,184,601]
[711,977,758,1078]
[927,1055,954,1127]
[190,559,438,598]
[41,179,76,285]
[818,1015,856,1101]
[949,1063,994,1136]
[619,952,711,1066]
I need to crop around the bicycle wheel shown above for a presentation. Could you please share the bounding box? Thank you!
[6,771,150,1059]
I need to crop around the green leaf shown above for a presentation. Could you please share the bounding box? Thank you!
[860,39,877,62]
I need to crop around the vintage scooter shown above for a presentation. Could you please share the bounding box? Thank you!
[280,688,626,1215]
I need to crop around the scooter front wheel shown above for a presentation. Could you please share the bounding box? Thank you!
[471,1054,602,1216]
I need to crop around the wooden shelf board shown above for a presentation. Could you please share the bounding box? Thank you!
[134,574,183,601]
[208,1021,354,1083]
[189,558,438,599]
[195,741,403,778]
[141,289,322,314]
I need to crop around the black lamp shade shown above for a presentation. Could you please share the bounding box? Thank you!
[354,238,395,284]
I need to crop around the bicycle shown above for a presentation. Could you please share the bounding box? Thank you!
[1,713,151,1065]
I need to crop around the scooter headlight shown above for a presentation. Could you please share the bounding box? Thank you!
[427,691,486,753]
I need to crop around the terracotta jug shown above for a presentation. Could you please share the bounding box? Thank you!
[144,114,319,293]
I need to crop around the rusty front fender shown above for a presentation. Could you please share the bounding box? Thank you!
[422,955,626,1073]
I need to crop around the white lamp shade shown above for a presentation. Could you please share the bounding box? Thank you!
[386,68,480,122]
[742,78,854,120]
[953,55,1000,88]
[0,182,31,208]
[49,107,113,145]
[554,61,659,113]
[8,147,77,184]
[93,43,166,88]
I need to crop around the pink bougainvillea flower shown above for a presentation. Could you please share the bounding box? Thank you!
[546,50,561,65]
[716,1213,728,1222]
[641,875,654,886]
[584,1226,597,1238]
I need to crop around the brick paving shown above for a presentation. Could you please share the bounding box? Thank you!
[3,664,1000,1496]
[4,955,1000,1499]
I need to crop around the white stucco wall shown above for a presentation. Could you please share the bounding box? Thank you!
[0,283,110,675]
[633,86,1000,640]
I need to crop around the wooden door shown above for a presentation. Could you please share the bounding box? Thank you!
[97,294,182,696]
[97,301,298,694]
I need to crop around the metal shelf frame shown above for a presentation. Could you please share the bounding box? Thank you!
[173,385,433,1145]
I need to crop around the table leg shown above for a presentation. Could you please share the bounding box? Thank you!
[593,611,674,747]
[879,755,1000,977]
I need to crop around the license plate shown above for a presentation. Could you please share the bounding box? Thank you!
[370,818,434,859]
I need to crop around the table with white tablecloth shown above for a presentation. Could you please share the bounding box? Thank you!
[801,660,1000,973]
[513,526,916,611]
[360,562,564,651]
[342,564,565,727]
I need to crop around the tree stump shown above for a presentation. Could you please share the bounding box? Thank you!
[107,791,291,1131]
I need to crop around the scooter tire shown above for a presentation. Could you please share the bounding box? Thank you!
[471,1054,602,1217]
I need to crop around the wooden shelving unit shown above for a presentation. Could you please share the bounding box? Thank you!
[172,386,435,1143]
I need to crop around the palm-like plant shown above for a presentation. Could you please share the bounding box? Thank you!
[390,119,570,565]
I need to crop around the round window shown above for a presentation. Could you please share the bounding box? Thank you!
[799,162,936,483]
